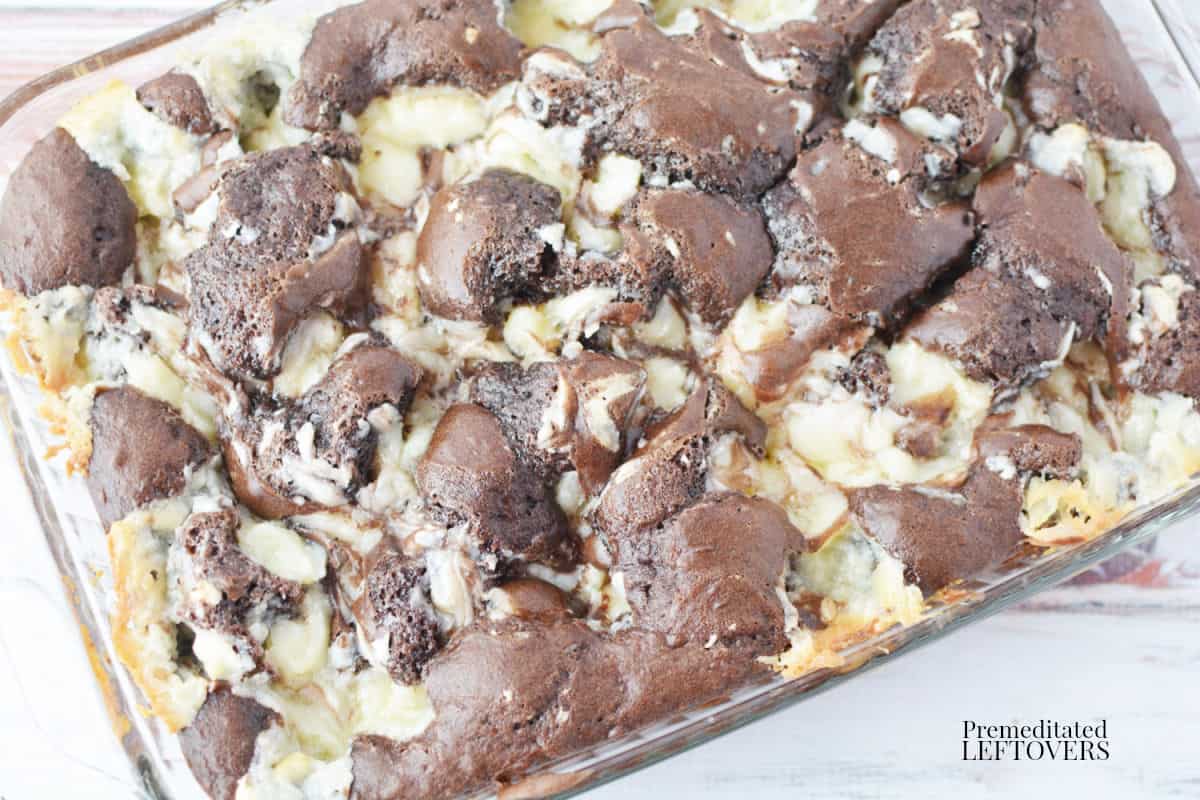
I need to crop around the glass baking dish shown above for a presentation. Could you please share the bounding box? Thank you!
[1,1,1198,797]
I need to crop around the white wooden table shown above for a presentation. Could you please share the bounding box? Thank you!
[0,3,1198,798]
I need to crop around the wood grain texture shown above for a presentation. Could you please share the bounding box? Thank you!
[0,3,1196,800]
[605,603,1200,800]
[0,7,201,97]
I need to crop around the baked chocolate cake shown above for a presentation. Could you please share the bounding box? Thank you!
[2,0,1199,797]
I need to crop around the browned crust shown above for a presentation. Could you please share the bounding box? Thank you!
[108,514,207,733]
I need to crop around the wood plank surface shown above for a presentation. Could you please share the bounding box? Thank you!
[0,6,202,97]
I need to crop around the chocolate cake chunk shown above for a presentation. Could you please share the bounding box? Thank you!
[1132,290,1200,401]
[639,378,767,457]
[175,509,306,639]
[467,360,561,467]
[976,424,1082,479]
[416,404,578,573]
[613,493,806,654]
[624,188,774,326]
[850,424,1082,593]
[296,344,423,480]
[349,621,763,800]
[86,386,212,529]
[136,72,216,135]
[356,549,442,685]
[868,0,1033,164]
[692,379,769,456]
[469,352,646,494]
[554,352,647,488]
[224,345,422,519]
[180,686,279,800]
[91,284,186,329]
[763,120,974,327]
[1023,0,1200,276]
[594,380,765,539]
[416,169,561,323]
[595,16,802,196]
[1024,0,1164,142]
[839,349,891,408]
[815,0,907,50]
[904,264,1069,390]
[850,468,1023,595]
[907,162,1128,388]
[974,162,1127,340]
[310,130,364,163]
[680,10,846,122]
[0,128,136,295]
[526,13,802,197]
[594,406,707,539]
[556,247,665,312]
[221,424,316,522]
[749,21,847,97]
[286,0,524,130]
[185,143,366,381]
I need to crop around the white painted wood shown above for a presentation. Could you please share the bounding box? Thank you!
[0,0,201,11]
[0,11,193,96]
[0,414,143,798]
[590,602,1200,800]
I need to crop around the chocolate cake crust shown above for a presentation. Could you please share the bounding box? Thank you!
[86,386,212,528]
[0,128,136,295]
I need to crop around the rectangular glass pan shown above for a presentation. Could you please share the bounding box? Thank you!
[1,0,1198,797]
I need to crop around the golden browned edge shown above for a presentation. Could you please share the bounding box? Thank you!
[79,617,135,742]
[0,389,128,739]
[107,521,191,733]
[497,769,598,800]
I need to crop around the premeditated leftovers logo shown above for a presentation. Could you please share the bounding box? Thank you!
[962,720,1110,761]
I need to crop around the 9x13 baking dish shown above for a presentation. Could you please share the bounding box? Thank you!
[2,0,1200,797]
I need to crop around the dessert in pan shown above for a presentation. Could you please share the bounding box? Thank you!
[2,0,1199,797]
